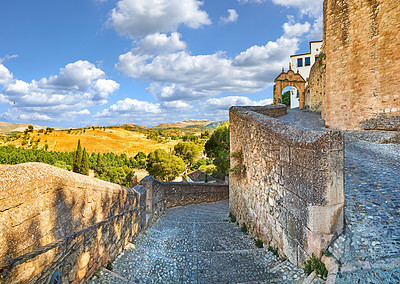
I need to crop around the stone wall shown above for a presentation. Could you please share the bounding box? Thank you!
[0,163,146,283]
[305,57,326,113]
[140,176,229,210]
[229,105,344,267]
[323,0,400,130]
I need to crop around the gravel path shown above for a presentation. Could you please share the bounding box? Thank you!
[90,201,314,283]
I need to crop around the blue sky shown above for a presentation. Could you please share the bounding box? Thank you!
[0,0,322,127]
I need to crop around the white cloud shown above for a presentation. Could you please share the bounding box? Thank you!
[136,33,187,55]
[0,55,18,64]
[106,0,211,39]
[162,100,192,110]
[307,16,323,40]
[238,0,322,18]
[271,0,322,17]
[283,20,310,37]
[204,96,273,110]
[45,60,106,91]
[238,0,265,4]
[0,61,119,122]
[0,64,13,85]
[95,98,162,118]
[220,9,239,25]
[117,36,298,102]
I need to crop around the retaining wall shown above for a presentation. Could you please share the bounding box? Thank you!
[229,105,344,267]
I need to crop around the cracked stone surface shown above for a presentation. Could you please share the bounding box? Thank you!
[89,201,317,283]
[277,109,400,283]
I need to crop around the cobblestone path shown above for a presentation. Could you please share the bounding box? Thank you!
[331,137,400,283]
[277,109,400,283]
[90,201,312,283]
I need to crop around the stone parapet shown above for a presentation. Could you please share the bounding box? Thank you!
[229,105,344,267]
[0,163,146,283]
[140,176,229,210]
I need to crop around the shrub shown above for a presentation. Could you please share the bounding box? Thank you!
[268,246,279,257]
[229,212,236,223]
[304,253,328,279]
[254,239,263,248]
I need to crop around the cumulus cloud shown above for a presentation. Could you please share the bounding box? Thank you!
[106,0,211,39]
[204,96,273,110]
[162,100,192,110]
[0,61,119,122]
[283,20,311,37]
[0,64,13,85]
[220,9,239,25]
[135,33,187,55]
[95,98,161,118]
[117,36,298,102]
[307,16,323,40]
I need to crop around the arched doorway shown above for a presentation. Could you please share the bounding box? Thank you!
[273,64,306,108]
[281,86,300,109]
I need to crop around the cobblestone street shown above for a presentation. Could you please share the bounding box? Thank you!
[90,201,313,283]
[331,137,400,283]
[278,109,400,283]
[91,109,400,283]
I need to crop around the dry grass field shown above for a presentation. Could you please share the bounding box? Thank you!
[2,128,180,157]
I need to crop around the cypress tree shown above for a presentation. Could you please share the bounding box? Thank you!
[81,148,89,175]
[97,153,102,168]
[73,140,83,173]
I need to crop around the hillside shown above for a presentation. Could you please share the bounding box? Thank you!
[0,122,65,134]
[154,119,213,129]
[0,128,180,157]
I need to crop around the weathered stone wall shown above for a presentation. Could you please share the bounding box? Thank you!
[140,176,229,209]
[0,163,146,283]
[323,0,400,130]
[305,57,326,113]
[229,105,344,267]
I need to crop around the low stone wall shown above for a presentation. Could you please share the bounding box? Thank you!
[229,105,344,267]
[140,176,229,210]
[0,163,146,283]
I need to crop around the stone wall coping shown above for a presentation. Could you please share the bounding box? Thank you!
[230,106,340,144]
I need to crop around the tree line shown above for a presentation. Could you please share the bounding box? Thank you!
[0,122,230,184]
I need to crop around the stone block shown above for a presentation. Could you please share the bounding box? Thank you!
[282,231,298,265]
[307,204,344,234]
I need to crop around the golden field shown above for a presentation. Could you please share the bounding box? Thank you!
[1,128,180,157]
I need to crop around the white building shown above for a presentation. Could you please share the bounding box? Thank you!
[290,41,323,83]
[286,41,322,109]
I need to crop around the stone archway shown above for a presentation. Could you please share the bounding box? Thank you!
[274,64,306,109]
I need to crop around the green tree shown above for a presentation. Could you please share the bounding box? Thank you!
[81,148,89,175]
[282,91,290,106]
[146,149,185,181]
[97,153,102,167]
[73,140,83,173]
[174,142,201,165]
[204,122,230,176]
[200,130,210,139]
